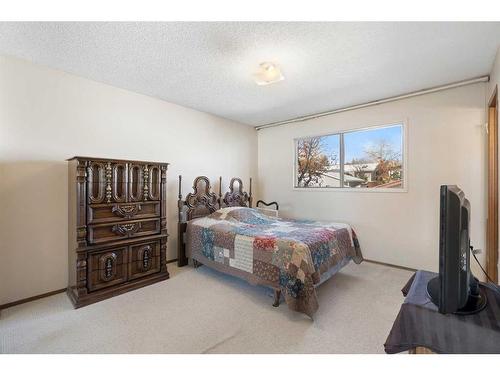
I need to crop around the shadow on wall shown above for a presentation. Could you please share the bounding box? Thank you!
[0,160,68,305]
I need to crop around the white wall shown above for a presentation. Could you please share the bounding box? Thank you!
[0,56,257,305]
[258,83,487,272]
[487,47,500,278]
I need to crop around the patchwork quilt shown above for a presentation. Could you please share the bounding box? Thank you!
[186,207,363,317]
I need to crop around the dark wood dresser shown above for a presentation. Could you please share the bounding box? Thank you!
[67,156,169,308]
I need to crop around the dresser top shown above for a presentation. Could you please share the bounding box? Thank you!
[67,156,169,166]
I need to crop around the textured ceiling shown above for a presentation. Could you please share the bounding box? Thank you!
[0,22,499,126]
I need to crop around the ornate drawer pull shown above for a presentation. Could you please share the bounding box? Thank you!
[112,223,142,236]
[112,204,141,218]
[104,257,114,279]
[99,252,118,282]
[139,245,152,272]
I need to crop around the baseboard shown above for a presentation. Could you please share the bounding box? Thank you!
[364,258,417,272]
[68,272,169,308]
[1,260,179,311]
[0,288,67,311]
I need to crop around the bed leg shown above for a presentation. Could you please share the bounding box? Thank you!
[193,259,202,268]
[273,289,281,307]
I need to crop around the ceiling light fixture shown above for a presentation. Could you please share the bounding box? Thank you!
[253,62,284,86]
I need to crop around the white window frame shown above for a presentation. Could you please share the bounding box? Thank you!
[293,120,408,193]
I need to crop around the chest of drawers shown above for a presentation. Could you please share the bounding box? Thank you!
[67,156,169,308]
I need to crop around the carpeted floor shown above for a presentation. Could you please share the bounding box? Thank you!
[0,261,413,353]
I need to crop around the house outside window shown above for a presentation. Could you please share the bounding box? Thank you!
[294,123,405,190]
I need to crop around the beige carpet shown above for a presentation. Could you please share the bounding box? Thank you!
[0,261,413,353]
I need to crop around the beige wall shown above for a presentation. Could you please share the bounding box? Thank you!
[0,56,257,305]
[258,83,487,273]
[487,47,500,278]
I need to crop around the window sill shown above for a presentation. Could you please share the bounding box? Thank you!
[292,187,408,193]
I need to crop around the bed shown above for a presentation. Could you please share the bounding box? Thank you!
[177,175,363,317]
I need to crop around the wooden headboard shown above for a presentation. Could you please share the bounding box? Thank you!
[177,175,252,267]
[178,175,218,221]
[221,177,253,208]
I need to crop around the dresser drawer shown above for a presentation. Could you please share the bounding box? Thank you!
[88,201,160,224]
[88,246,128,292]
[128,240,161,280]
[88,218,161,245]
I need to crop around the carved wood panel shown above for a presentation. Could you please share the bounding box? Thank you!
[88,246,128,291]
[87,161,106,204]
[223,178,250,207]
[185,176,219,220]
[148,165,161,201]
[128,240,161,280]
[160,165,168,238]
[76,160,88,249]
[128,163,144,202]
[112,162,128,203]
[87,218,160,244]
[87,201,159,224]
[76,253,88,297]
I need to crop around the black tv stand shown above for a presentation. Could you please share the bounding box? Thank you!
[427,276,488,315]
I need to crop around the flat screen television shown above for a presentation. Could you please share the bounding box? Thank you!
[427,185,487,314]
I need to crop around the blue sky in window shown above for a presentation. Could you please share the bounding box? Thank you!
[320,125,402,164]
[319,134,340,164]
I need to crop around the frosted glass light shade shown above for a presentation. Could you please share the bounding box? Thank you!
[253,62,284,86]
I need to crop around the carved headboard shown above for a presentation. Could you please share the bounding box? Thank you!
[177,175,253,267]
[178,175,218,222]
[177,175,220,267]
[221,177,253,208]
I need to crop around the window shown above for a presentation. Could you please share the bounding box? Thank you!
[295,123,405,190]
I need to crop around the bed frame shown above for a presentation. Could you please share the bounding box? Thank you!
[176,175,281,307]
